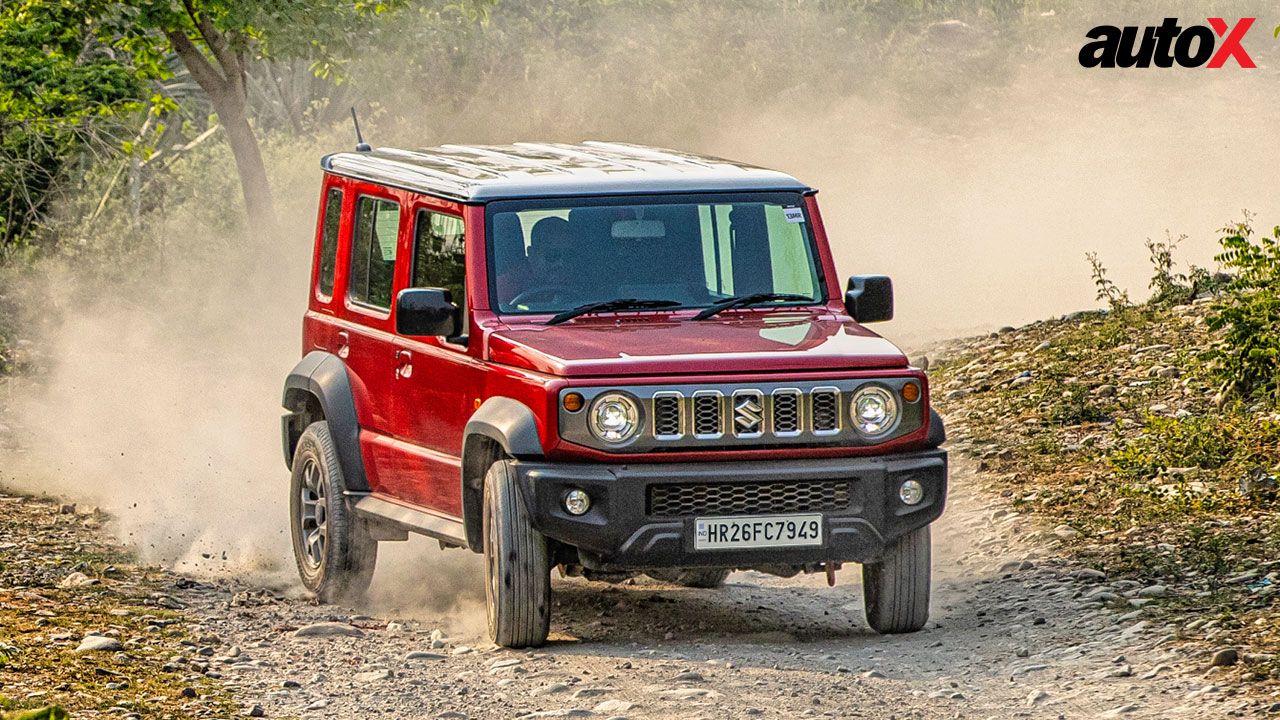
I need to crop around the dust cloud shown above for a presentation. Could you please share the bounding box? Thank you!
[2,3,1278,611]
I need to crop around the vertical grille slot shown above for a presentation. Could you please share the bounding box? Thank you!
[771,389,801,436]
[811,388,840,434]
[653,392,683,439]
[692,391,723,438]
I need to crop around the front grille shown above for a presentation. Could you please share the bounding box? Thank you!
[811,389,840,433]
[653,393,682,439]
[693,392,723,437]
[772,390,800,435]
[648,480,853,517]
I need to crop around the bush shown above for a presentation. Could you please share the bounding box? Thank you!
[1206,217,1280,404]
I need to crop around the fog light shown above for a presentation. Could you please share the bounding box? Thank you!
[563,489,591,516]
[899,479,925,506]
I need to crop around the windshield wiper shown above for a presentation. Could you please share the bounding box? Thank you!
[692,292,814,321]
[546,298,682,325]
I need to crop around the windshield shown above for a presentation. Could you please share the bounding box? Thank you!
[486,193,824,315]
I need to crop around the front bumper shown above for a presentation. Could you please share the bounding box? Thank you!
[512,449,947,571]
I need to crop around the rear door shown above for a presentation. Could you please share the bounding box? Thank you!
[337,191,406,496]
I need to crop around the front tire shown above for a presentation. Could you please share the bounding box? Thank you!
[483,460,551,648]
[290,421,377,604]
[862,525,931,634]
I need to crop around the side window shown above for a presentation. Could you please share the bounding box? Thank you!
[317,187,343,297]
[412,209,467,315]
[348,196,401,309]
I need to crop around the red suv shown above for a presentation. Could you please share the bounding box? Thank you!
[282,141,947,648]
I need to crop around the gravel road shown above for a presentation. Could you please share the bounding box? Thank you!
[165,461,1269,719]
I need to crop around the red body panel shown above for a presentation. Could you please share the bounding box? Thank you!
[301,173,927,521]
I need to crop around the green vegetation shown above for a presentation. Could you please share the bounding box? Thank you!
[935,223,1280,682]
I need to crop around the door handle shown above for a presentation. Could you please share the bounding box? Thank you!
[395,350,413,379]
[336,331,350,359]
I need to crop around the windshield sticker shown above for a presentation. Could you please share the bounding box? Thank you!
[782,206,805,223]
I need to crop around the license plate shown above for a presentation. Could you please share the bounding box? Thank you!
[694,514,823,550]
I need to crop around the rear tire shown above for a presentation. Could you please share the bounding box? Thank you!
[862,525,931,634]
[483,460,551,648]
[647,568,731,588]
[290,421,377,604]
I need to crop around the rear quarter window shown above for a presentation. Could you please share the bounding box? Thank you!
[317,187,343,297]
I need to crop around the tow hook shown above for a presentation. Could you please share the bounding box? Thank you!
[825,562,841,587]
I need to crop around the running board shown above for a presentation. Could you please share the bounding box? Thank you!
[352,495,468,547]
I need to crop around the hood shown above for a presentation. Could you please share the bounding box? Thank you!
[485,311,908,377]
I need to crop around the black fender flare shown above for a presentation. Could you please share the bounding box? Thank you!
[926,408,947,448]
[460,397,545,550]
[281,351,369,493]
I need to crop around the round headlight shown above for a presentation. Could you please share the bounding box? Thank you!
[588,392,640,443]
[851,386,900,438]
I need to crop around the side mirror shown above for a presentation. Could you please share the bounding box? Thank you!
[395,288,460,337]
[845,275,893,323]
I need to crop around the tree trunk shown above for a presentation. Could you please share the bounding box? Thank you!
[166,23,277,234]
[208,88,277,232]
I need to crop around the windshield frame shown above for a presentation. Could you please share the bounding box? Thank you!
[482,191,829,317]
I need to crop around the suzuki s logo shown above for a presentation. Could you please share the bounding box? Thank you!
[1079,18,1256,68]
[733,393,763,436]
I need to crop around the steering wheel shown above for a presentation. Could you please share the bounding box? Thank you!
[508,284,575,308]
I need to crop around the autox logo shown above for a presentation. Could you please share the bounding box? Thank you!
[1079,18,1257,68]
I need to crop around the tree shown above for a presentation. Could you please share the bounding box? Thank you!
[0,0,145,249]
[100,0,413,232]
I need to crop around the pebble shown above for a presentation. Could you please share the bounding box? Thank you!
[292,622,364,639]
[1210,648,1239,667]
[593,700,634,714]
[406,651,447,661]
[75,635,123,653]
[658,688,716,701]
[354,668,392,683]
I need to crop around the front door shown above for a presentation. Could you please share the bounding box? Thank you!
[384,205,474,516]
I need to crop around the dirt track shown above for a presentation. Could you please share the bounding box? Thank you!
[149,461,1266,720]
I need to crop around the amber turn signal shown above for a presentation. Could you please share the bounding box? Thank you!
[901,382,920,403]
[563,392,585,412]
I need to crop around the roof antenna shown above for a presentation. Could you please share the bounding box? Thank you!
[350,107,371,152]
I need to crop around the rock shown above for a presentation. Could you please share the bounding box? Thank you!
[436,713,466,720]
[281,679,301,689]
[1101,704,1140,717]
[405,651,446,661]
[355,668,392,683]
[1140,665,1172,679]
[58,503,76,514]
[1053,525,1080,539]
[862,670,887,679]
[1137,585,1168,598]
[531,683,571,696]
[303,700,331,711]
[1076,568,1108,582]
[292,622,363,638]
[1033,341,1051,352]
[1093,384,1117,397]
[75,635,123,652]
[1186,685,1219,699]
[573,687,610,699]
[1027,689,1048,706]
[246,705,264,718]
[671,671,704,682]
[516,711,593,719]
[489,658,523,671]
[179,687,198,699]
[658,688,717,701]
[59,572,97,588]
[1210,648,1239,667]
[928,690,965,700]
[593,700,634,715]
[1106,664,1133,678]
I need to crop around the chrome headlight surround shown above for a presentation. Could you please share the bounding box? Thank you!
[587,392,641,444]
[850,385,900,439]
